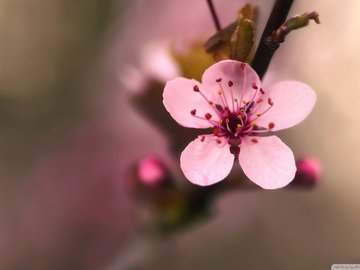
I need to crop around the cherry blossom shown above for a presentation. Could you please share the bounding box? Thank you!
[163,60,316,189]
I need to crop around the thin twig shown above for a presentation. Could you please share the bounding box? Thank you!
[251,0,294,79]
[206,0,221,31]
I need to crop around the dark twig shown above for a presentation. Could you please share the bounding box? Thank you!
[251,0,294,79]
[206,0,221,31]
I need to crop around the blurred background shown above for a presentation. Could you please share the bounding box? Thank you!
[1,0,360,269]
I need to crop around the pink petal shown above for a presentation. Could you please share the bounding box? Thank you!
[239,136,296,189]
[180,136,234,186]
[256,81,316,131]
[201,60,261,108]
[163,78,219,128]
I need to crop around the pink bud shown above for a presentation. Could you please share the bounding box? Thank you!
[296,156,323,183]
[137,157,166,186]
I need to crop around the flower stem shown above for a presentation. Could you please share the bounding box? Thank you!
[206,0,221,31]
[251,0,294,79]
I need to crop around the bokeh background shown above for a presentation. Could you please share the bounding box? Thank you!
[1,0,360,269]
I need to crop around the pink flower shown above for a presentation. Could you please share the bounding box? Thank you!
[163,60,316,189]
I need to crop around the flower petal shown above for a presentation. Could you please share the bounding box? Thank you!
[180,136,234,186]
[201,60,261,108]
[163,78,219,128]
[256,81,316,131]
[239,136,296,189]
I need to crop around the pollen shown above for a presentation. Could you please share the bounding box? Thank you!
[217,90,222,95]
[237,124,242,129]
[237,114,242,119]
[218,120,223,124]
[225,118,230,123]
[242,99,247,105]
[251,121,257,127]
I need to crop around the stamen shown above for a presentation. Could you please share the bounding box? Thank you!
[251,138,258,143]
[252,82,258,89]
[260,88,265,95]
[193,84,222,118]
[234,98,239,112]
[225,119,232,133]
[228,81,233,87]
[205,113,212,120]
[215,104,225,114]
[216,78,222,82]
[190,109,196,115]
[217,81,230,109]
[268,122,275,129]
[256,113,262,117]
[251,121,257,127]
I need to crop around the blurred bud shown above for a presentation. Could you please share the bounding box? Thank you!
[119,65,149,93]
[292,156,323,187]
[137,156,167,186]
[141,41,180,83]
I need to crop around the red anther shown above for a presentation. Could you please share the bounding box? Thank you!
[240,63,246,70]
[251,138,258,143]
[216,78,222,82]
[205,113,212,120]
[190,109,196,115]
[193,85,200,92]
[228,80,233,87]
[201,136,205,142]
[209,101,213,105]
[256,98,263,103]
[252,82,258,89]
[215,104,225,113]
[224,106,230,112]
[268,98,274,106]
[268,122,275,129]
[216,139,222,144]
[260,88,265,95]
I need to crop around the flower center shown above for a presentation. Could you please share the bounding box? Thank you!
[190,66,276,146]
